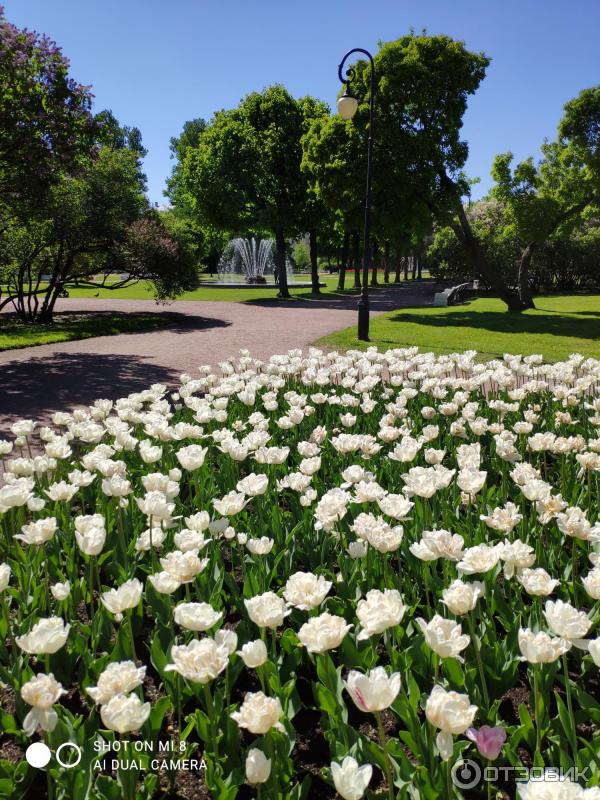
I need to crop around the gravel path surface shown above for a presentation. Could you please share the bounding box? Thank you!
[0,284,434,431]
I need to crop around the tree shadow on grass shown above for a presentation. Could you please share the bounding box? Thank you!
[243,283,436,312]
[386,307,600,341]
[0,309,231,336]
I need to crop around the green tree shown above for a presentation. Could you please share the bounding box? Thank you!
[302,34,486,293]
[438,91,600,310]
[298,96,330,294]
[180,85,309,297]
[301,114,365,289]
[0,7,96,215]
[1,146,195,322]
[0,8,195,322]
[292,240,310,270]
[490,88,600,308]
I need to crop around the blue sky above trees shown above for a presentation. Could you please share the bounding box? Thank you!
[5,0,600,206]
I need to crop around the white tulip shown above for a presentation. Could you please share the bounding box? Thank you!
[345,667,401,712]
[86,661,146,705]
[100,578,143,622]
[356,589,406,640]
[16,617,70,654]
[297,613,352,653]
[237,639,268,668]
[100,692,151,733]
[331,756,373,800]
[245,592,290,629]
[441,580,485,615]
[283,571,332,610]
[231,692,284,734]
[165,638,229,683]
[173,602,222,632]
[245,748,271,785]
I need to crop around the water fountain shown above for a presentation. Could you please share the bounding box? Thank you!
[218,237,277,284]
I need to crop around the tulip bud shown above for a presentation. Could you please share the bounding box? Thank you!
[245,748,271,784]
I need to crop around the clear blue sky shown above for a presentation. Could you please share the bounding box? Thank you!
[5,0,600,205]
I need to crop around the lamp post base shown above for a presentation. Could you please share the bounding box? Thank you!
[357,299,370,341]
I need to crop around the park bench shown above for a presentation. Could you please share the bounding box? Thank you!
[433,280,478,307]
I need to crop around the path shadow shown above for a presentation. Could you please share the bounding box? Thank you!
[242,283,436,312]
[387,306,600,342]
[0,352,182,432]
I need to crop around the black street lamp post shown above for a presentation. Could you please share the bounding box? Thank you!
[337,48,375,342]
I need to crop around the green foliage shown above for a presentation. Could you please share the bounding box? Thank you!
[292,240,310,270]
[428,199,520,284]
[0,7,96,208]
[180,85,307,237]
[0,7,195,323]
[301,33,489,260]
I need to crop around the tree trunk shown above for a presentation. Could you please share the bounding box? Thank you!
[337,231,350,291]
[275,229,289,299]
[371,238,379,286]
[452,201,527,311]
[394,250,401,283]
[403,255,408,281]
[37,242,66,323]
[383,241,391,283]
[411,255,417,280]
[309,229,320,294]
[352,233,361,289]
[417,257,422,280]
[438,167,527,311]
[517,243,536,309]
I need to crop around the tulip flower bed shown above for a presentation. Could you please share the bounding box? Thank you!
[1,347,600,800]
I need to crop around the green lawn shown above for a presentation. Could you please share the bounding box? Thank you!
[63,274,350,302]
[0,312,172,351]
[317,295,600,362]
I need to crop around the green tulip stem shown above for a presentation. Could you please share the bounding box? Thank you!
[203,683,218,761]
[258,665,267,694]
[533,664,542,757]
[562,653,578,765]
[44,555,50,615]
[45,732,54,800]
[88,559,95,620]
[127,611,137,662]
[467,612,490,710]
[375,711,395,800]
[571,539,577,606]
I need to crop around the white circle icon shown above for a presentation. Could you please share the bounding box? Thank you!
[56,742,82,769]
[451,759,482,790]
[25,742,51,769]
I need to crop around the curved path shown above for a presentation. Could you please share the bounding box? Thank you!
[0,283,434,431]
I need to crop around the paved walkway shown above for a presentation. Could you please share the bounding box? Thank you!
[0,283,434,432]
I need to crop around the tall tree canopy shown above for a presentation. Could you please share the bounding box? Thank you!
[177,85,325,297]
[428,86,600,309]
[0,5,96,211]
[301,34,487,288]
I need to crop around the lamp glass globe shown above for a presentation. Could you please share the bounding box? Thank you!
[337,94,358,120]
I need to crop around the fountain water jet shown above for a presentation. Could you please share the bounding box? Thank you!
[218,237,278,284]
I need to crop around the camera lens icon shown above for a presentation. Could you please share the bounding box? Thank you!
[25,742,82,770]
[451,759,482,790]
